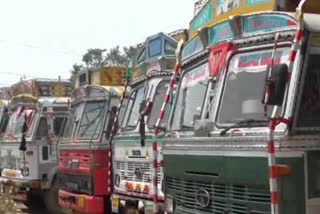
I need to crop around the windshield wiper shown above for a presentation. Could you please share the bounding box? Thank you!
[220,119,266,136]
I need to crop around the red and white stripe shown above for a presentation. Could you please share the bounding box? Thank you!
[152,40,184,214]
[267,113,279,214]
[266,2,306,214]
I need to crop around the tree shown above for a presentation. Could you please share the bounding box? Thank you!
[123,46,139,67]
[70,64,84,76]
[69,63,84,81]
[105,46,125,66]
[82,48,107,70]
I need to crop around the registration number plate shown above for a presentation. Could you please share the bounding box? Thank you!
[112,195,119,213]
[4,170,17,177]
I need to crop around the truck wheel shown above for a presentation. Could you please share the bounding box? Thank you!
[24,190,45,210]
[44,179,62,214]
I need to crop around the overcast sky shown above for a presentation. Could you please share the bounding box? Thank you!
[0,0,194,87]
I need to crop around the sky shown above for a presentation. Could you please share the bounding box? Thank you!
[0,0,194,87]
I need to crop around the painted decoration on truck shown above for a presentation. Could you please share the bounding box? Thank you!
[189,1,214,39]
[192,1,213,31]
[243,15,296,35]
[246,0,272,6]
[237,49,289,68]
[182,63,209,88]
[209,21,234,45]
[216,0,240,16]
[182,36,204,61]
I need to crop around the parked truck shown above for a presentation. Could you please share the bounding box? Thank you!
[57,67,127,214]
[111,32,182,214]
[0,78,71,212]
[163,1,320,214]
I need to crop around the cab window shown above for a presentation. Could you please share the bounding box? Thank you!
[297,54,320,127]
[54,117,66,136]
[36,118,48,139]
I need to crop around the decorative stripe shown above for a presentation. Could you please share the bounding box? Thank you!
[270,191,279,204]
[269,166,277,178]
[159,110,165,120]
[169,79,175,88]
[295,29,303,40]
[268,141,275,153]
[165,94,170,103]
[289,51,297,62]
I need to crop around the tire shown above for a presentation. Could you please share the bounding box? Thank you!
[44,179,62,214]
[24,190,45,210]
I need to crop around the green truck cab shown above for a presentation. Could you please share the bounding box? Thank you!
[163,12,320,214]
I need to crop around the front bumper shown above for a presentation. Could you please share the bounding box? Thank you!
[58,189,104,214]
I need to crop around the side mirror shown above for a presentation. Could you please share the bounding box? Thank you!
[139,100,153,116]
[263,64,288,106]
[139,100,146,114]
[193,114,201,124]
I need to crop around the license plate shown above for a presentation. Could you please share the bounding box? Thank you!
[111,195,119,213]
[127,208,139,214]
[144,202,153,214]
[78,195,85,208]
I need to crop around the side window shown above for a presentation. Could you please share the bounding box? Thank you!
[165,41,176,55]
[137,48,146,64]
[149,38,162,58]
[36,118,48,139]
[297,54,320,127]
[54,117,66,136]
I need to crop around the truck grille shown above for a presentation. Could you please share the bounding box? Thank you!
[166,176,270,214]
[115,161,162,183]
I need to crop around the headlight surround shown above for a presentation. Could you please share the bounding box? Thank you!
[21,167,29,176]
[165,194,175,213]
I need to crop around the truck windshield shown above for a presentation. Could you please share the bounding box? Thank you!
[147,81,170,128]
[171,63,210,130]
[122,87,145,129]
[63,103,83,140]
[218,48,289,126]
[77,101,107,140]
[4,106,37,139]
[297,54,320,127]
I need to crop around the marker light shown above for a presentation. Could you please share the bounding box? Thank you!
[136,184,142,192]
[126,182,134,191]
[144,185,149,193]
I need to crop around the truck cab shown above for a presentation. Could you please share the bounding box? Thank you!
[112,32,180,214]
[0,94,69,212]
[58,84,125,214]
[163,9,320,214]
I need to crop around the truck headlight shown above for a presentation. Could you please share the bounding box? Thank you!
[165,195,175,213]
